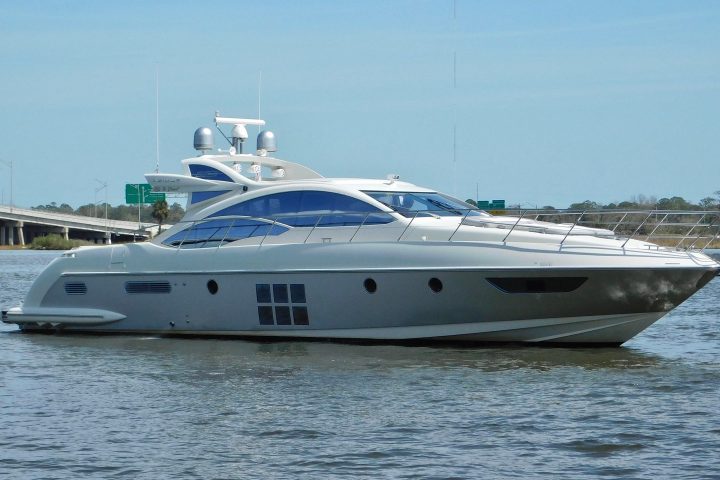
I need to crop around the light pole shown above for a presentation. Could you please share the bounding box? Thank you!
[95,179,109,244]
[0,157,13,212]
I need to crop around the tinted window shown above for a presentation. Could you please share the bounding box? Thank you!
[364,191,489,218]
[162,218,288,248]
[209,190,393,226]
[189,164,233,182]
[191,190,230,204]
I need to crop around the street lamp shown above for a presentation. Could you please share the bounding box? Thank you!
[0,157,13,212]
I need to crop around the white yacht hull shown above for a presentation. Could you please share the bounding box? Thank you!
[5,241,717,346]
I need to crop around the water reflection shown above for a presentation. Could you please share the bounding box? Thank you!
[8,331,667,374]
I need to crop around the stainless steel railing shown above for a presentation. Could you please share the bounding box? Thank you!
[162,208,720,251]
[499,209,720,250]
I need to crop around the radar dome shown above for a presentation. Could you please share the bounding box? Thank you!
[193,127,214,152]
[257,130,277,153]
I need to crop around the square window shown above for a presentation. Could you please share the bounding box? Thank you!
[290,284,306,303]
[275,306,291,325]
[258,306,274,325]
[256,284,271,303]
[273,284,289,303]
[292,306,309,325]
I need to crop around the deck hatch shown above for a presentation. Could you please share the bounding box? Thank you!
[64,282,88,295]
[487,277,587,294]
[125,281,172,294]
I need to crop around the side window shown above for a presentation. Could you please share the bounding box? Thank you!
[209,191,393,226]
[189,164,233,182]
[162,219,288,248]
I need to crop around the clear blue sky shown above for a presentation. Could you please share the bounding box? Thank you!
[1,0,718,209]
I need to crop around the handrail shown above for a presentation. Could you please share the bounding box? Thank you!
[162,208,720,251]
[621,212,655,248]
[448,209,472,242]
[502,210,527,243]
[611,211,630,233]
[259,219,279,246]
[348,212,371,243]
[397,211,421,242]
[676,213,705,249]
[559,210,585,247]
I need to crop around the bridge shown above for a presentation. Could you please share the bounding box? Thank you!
[0,205,159,246]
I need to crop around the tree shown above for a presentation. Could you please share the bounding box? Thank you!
[657,196,692,211]
[698,197,718,210]
[568,200,601,210]
[167,202,186,223]
[151,200,170,233]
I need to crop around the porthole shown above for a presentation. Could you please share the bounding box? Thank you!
[207,280,219,295]
[428,277,443,293]
[364,278,377,293]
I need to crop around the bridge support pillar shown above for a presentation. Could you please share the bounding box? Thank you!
[0,224,5,245]
[63,227,69,241]
[8,224,14,246]
[16,222,25,246]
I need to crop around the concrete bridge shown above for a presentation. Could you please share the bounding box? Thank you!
[0,205,158,246]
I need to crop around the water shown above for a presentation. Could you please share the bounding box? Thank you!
[1,250,719,479]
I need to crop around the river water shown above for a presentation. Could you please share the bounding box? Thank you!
[1,250,719,479]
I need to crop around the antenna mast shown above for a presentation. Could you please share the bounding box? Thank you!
[155,65,160,173]
[258,70,263,136]
[451,0,457,196]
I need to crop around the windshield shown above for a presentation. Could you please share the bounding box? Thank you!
[363,191,490,218]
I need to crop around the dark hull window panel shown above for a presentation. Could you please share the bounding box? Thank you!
[256,284,271,303]
[487,277,587,294]
[292,306,309,325]
[258,306,274,325]
[275,306,292,325]
[64,283,87,295]
[125,281,172,294]
[273,284,289,303]
[255,283,310,326]
[290,284,306,303]
[209,190,394,226]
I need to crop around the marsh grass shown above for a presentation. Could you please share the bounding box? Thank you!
[29,234,95,250]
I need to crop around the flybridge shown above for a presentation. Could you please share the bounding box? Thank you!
[145,113,324,195]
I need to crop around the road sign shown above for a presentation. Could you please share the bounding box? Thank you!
[125,184,166,204]
[477,199,505,210]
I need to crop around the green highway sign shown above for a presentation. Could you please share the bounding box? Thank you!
[125,184,166,204]
[477,199,505,210]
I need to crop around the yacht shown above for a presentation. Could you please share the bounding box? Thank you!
[3,115,718,345]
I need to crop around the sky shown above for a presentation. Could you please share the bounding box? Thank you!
[0,0,718,209]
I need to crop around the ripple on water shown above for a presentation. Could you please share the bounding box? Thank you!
[1,251,719,479]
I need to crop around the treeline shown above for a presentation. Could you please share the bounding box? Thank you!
[566,193,720,211]
[468,193,720,211]
[31,202,186,223]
